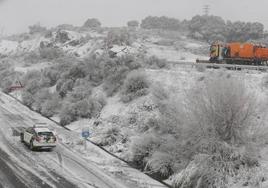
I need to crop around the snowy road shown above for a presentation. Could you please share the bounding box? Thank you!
[0,93,129,188]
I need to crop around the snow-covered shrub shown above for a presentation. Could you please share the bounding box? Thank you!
[43,68,60,86]
[72,99,92,118]
[144,56,167,69]
[105,28,133,47]
[55,30,70,43]
[88,97,104,118]
[151,83,169,101]
[23,51,42,64]
[98,127,121,146]
[130,133,161,168]
[28,23,47,34]
[24,79,41,95]
[103,62,129,96]
[39,47,63,60]
[185,73,257,144]
[171,143,262,188]
[83,18,101,29]
[66,85,92,102]
[127,20,139,28]
[40,95,60,117]
[56,79,74,98]
[59,102,77,126]
[21,91,35,107]
[0,66,21,93]
[141,16,181,31]
[121,70,149,103]
[33,89,51,112]
[104,72,128,96]
[145,151,174,178]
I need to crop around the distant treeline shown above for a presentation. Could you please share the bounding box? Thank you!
[140,15,265,43]
[25,15,265,43]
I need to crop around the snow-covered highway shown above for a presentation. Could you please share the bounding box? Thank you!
[0,92,167,188]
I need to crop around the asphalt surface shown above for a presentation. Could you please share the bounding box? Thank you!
[0,93,127,188]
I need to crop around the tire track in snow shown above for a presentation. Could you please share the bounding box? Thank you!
[0,99,126,188]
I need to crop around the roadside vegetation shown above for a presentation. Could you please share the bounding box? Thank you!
[130,73,266,187]
[0,14,267,187]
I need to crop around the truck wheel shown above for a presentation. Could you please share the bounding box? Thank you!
[29,140,34,151]
[20,133,24,143]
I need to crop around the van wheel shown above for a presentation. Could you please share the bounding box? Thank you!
[20,133,24,143]
[29,140,34,151]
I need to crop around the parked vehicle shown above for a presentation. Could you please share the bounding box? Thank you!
[20,125,57,151]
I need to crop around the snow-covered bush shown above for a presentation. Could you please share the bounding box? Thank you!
[103,68,128,96]
[21,91,35,107]
[83,18,101,29]
[121,70,149,103]
[171,143,261,188]
[33,89,51,112]
[43,68,60,86]
[39,47,63,60]
[40,95,60,117]
[130,133,161,168]
[185,73,257,144]
[24,79,41,95]
[28,23,47,34]
[23,51,42,64]
[141,16,181,31]
[56,79,74,98]
[72,99,92,118]
[127,72,261,182]
[0,66,22,93]
[98,127,121,146]
[145,151,174,178]
[144,56,167,69]
[59,102,77,126]
[102,57,132,96]
[55,30,70,43]
[66,85,92,102]
[127,20,139,28]
[105,28,133,48]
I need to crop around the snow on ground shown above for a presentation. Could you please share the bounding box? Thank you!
[0,40,18,54]
[18,35,47,52]
[144,42,206,62]
[68,66,268,186]
[14,61,53,73]
[0,92,167,188]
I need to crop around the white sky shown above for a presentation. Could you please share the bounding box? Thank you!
[0,0,268,34]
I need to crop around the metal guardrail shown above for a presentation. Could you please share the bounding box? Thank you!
[167,60,268,72]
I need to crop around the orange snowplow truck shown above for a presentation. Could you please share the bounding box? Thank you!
[208,42,268,65]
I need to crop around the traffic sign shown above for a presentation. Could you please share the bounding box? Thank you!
[82,127,90,138]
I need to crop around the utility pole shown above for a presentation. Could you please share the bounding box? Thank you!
[203,5,210,16]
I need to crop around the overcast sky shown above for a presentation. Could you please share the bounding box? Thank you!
[0,0,268,34]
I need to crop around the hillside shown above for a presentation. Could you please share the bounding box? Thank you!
[1,22,268,188]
